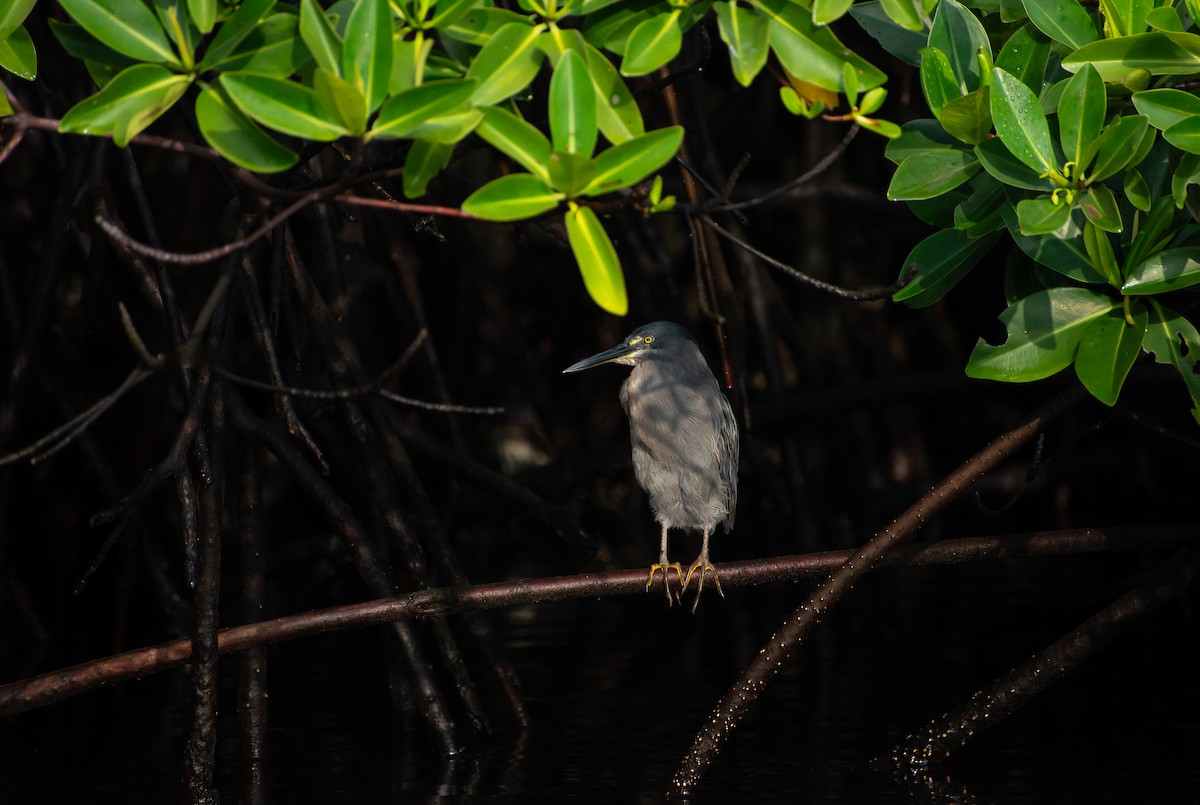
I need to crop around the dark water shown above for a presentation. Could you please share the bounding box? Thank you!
[3,556,1199,803]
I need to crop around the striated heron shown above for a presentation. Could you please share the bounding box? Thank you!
[564,322,739,610]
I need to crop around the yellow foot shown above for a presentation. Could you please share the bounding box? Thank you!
[682,559,724,612]
[647,562,684,605]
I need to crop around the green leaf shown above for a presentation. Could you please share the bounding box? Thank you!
[0,90,11,116]
[154,0,198,68]
[879,0,924,31]
[1087,115,1149,182]
[953,173,1006,236]
[919,47,959,118]
[814,0,855,25]
[849,1,926,65]
[1056,63,1104,172]
[885,119,957,163]
[476,106,553,181]
[939,87,992,144]
[1122,247,1200,294]
[403,108,483,143]
[547,150,596,196]
[467,22,546,106]
[1078,184,1122,233]
[714,1,770,87]
[1061,33,1200,82]
[443,7,528,45]
[1020,0,1098,50]
[928,0,991,93]
[1145,6,1184,32]
[582,125,683,196]
[966,287,1117,381]
[1132,88,1200,133]
[583,41,644,144]
[194,82,297,173]
[1173,153,1200,209]
[59,0,179,65]
[887,150,980,200]
[975,137,1055,190]
[1082,219,1121,285]
[369,78,478,140]
[893,229,1001,308]
[1123,196,1178,273]
[1124,169,1151,212]
[343,0,392,114]
[1074,305,1147,406]
[1144,300,1200,422]
[59,63,189,146]
[0,24,36,80]
[211,13,308,76]
[300,0,342,75]
[195,0,273,71]
[402,139,453,198]
[550,49,597,158]
[187,0,216,34]
[313,67,367,134]
[462,173,564,221]
[1098,0,1153,36]
[0,0,35,41]
[49,19,136,72]
[995,24,1050,91]
[1016,196,1071,235]
[990,66,1058,175]
[566,203,628,316]
[221,72,350,141]
[759,0,886,92]
[621,10,681,76]
[1164,117,1200,155]
[1001,205,1109,283]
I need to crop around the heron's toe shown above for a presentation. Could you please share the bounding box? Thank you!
[647,562,684,605]
[683,559,724,611]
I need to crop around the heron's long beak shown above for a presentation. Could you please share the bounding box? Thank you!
[562,342,637,373]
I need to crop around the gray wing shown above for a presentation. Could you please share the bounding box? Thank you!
[716,389,739,532]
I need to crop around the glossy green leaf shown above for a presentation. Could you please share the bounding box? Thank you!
[1002,205,1108,283]
[1124,169,1151,212]
[621,10,681,76]
[583,41,644,144]
[919,47,959,117]
[814,0,854,25]
[849,1,926,65]
[476,106,552,181]
[550,49,597,157]
[953,173,1006,236]
[221,72,350,141]
[1082,219,1121,286]
[194,82,297,173]
[187,0,216,34]
[154,0,198,67]
[369,78,478,140]
[966,287,1117,381]
[343,0,392,113]
[0,89,11,116]
[975,137,1055,190]
[1132,88,1200,133]
[467,22,546,106]
[1057,64,1104,171]
[59,0,179,65]
[1016,196,1071,235]
[1145,6,1184,31]
[1087,115,1149,182]
[462,173,564,221]
[1123,196,1177,273]
[1164,118,1200,155]
[885,119,957,163]
[59,63,189,145]
[1122,247,1200,294]
[582,125,683,196]
[995,24,1050,91]
[879,0,924,31]
[402,139,453,198]
[300,0,342,75]
[714,1,769,87]
[893,229,1001,308]
[0,0,35,41]
[0,24,36,80]
[195,0,272,70]
[1098,0,1152,36]
[1173,153,1200,209]
[939,88,991,144]
[403,108,483,143]
[547,151,596,196]
[1021,0,1098,50]
[887,150,980,200]
[759,0,886,92]
[1074,306,1147,406]
[1144,300,1200,422]
[212,13,308,76]
[566,203,628,316]
[443,7,529,45]
[49,19,136,71]
[990,67,1057,175]
[1078,184,1122,233]
[313,67,367,134]
[928,0,991,93]
[1061,33,1200,82]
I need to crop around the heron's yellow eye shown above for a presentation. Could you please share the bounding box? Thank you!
[644,335,654,345]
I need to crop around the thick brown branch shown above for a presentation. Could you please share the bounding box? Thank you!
[0,523,1193,718]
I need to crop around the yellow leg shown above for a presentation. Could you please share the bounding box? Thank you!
[646,524,682,605]
[682,528,725,612]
